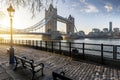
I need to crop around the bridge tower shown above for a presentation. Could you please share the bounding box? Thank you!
[45,4,57,33]
[67,15,74,34]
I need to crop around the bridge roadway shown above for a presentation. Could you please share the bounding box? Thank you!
[0,31,68,36]
[0,45,120,80]
[14,32,51,35]
[0,31,50,35]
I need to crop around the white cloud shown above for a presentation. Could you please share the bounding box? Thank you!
[71,2,79,7]
[80,4,99,13]
[116,6,120,12]
[0,11,6,20]
[104,3,113,12]
[80,0,86,3]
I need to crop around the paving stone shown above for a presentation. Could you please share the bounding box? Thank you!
[0,45,120,80]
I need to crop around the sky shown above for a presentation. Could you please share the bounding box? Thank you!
[0,0,120,34]
[57,0,120,34]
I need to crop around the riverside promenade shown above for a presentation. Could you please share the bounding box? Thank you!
[0,44,120,80]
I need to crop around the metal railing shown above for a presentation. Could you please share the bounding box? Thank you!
[0,39,120,66]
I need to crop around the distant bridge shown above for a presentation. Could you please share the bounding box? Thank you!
[0,4,77,40]
[14,32,50,35]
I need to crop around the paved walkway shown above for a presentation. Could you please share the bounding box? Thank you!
[0,45,120,80]
[0,65,13,80]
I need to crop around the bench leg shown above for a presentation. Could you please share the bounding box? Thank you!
[32,71,35,80]
[13,62,18,70]
[41,68,44,76]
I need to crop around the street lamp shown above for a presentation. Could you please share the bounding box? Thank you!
[7,3,15,64]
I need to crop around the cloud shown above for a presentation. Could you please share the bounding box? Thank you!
[0,11,6,21]
[80,4,99,13]
[80,0,86,3]
[104,3,113,12]
[116,6,120,12]
[71,2,79,7]
[0,11,5,17]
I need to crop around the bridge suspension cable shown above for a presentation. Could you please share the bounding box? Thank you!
[73,25,78,33]
[24,15,53,32]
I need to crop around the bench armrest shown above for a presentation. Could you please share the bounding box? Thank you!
[34,63,44,68]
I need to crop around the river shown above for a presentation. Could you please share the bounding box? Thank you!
[74,38,120,45]
[1,34,120,45]
[0,34,120,59]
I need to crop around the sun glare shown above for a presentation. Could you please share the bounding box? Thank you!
[1,17,9,28]
[1,13,29,29]
[0,5,45,30]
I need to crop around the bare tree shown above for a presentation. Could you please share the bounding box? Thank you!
[0,0,65,17]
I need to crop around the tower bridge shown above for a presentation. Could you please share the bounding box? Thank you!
[0,4,76,40]
[45,4,74,35]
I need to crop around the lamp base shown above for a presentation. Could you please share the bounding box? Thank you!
[9,47,14,64]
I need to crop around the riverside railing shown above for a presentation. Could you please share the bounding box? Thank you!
[0,39,120,67]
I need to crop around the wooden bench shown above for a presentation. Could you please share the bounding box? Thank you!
[52,71,72,80]
[14,55,44,80]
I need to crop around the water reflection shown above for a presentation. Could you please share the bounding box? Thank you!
[0,34,42,40]
[0,34,120,59]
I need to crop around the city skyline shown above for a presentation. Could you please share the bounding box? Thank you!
[0,0,120,34]
[57,0,120,34]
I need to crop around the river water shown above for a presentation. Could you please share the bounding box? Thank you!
[1,34,120,45]
[69,38,120,45]
[1,34,120,59]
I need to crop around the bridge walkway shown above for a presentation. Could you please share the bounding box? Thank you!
[0,45,120,80]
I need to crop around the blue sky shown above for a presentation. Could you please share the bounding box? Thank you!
[0,0,120,34]
[56,0,120,33]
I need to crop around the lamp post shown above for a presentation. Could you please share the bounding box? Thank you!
[7,4,15,64]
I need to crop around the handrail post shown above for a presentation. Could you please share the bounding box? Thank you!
[26,40,27,46]
[45,41,47,51]
[40,41,42,50]
[4,39,5,44]
[19,40,20,45]
[5,40,6,44]
[69,42,71,57]
[30,40,32,47]
[32,40,34,47]
[113,45,117,60]
[101,44,103,64]
[3,40,5,44]
[59,41,61,54]
[51,41,53,53]
[22,40,23,45]
[20,40,21,45]
[28,40,30,46]
[83,43,85,60]
[36,40,38,49]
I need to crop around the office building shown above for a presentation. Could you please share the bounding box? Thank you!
[109,22,112,32]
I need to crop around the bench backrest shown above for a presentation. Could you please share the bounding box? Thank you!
[14,56,34,69]
[52,72,72,80]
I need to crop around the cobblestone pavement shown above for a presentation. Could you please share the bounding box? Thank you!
[0,65,13,80]
[0,45,120,80]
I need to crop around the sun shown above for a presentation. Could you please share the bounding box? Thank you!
[0,7,45,30]
[1,17,9,28]
[0,13,28,29]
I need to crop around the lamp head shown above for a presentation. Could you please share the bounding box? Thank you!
[7,4,15,17]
